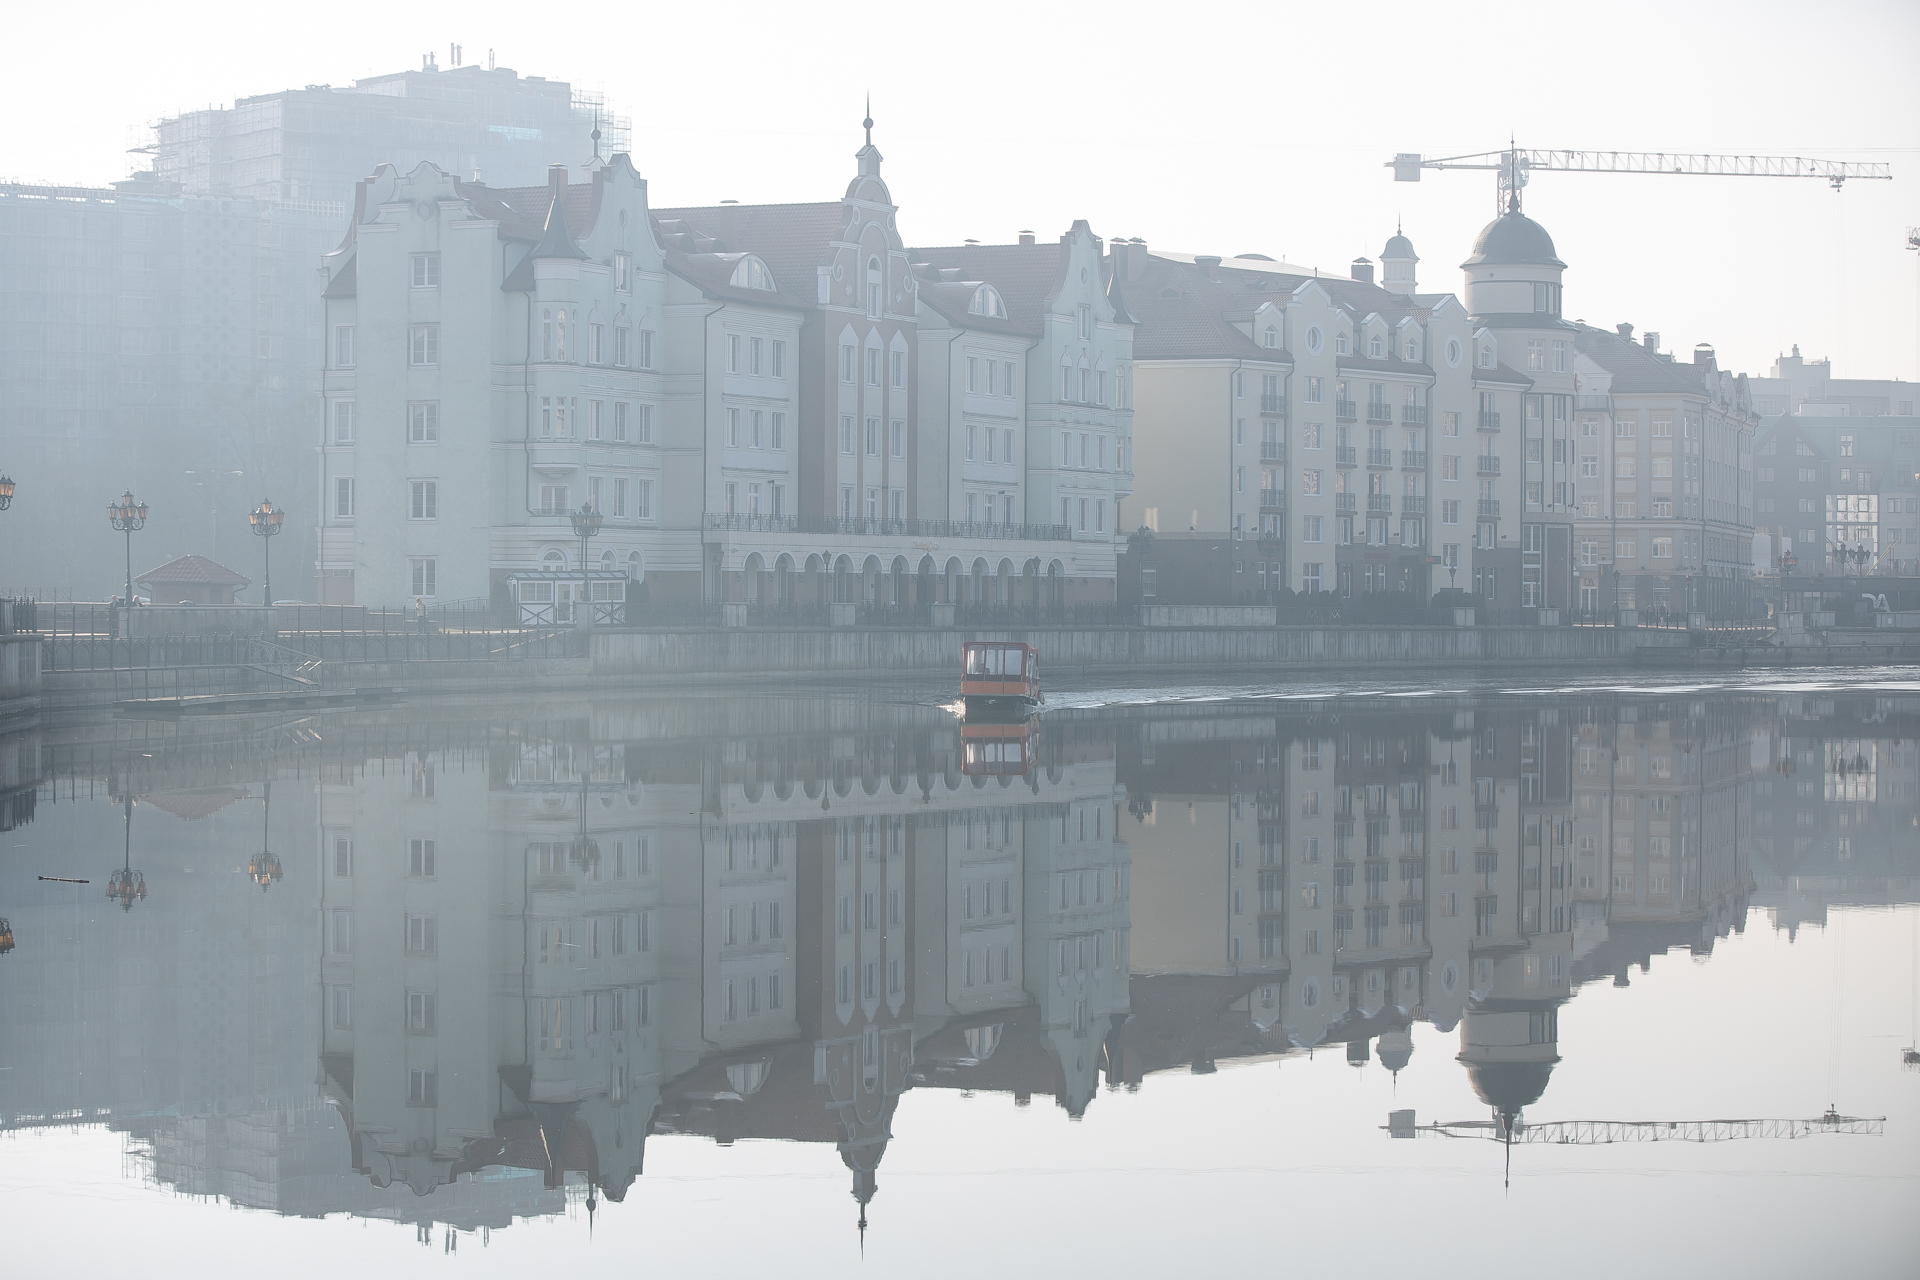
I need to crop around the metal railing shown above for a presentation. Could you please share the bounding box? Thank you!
[1336,445,1358,466]
[0,599,34,636]
[1367,447,1394,468]
[1260,489,1286,510]
[1260,393,1286,415]
[1366,405,1393,425]
[1477,499,1501,518]
[1477,455,1501,475]
[1477,410,1501,431]
[1401,450,1427,469]
[1366,494,1393,513]
[1402,495,1428,515]
[1401,405,1428,425]
[703,514,1074,542]
[1261,441,1287,462]
[1335,493,1358,512]
[1335,400,1358,422]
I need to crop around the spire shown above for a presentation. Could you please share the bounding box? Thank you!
[533,165,590,261]
[864,94,873,147]
[855,98,883,178]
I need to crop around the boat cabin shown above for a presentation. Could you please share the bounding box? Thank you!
[960,641,1039,704]
[961,717,1039,778]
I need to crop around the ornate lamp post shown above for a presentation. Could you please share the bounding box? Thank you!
[0,473,14,511]
[247,780,282,892]
[248,498,284,606]
[106,790,147,912]
[570,500,603,625]
[108,490,149,605]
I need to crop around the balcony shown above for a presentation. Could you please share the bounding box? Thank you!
[1260,393,1286,416]
[1574,395,1612,411]
[1401,450,1427,470]
[1477,499,1501,518]
[1366,404,1393,425]
[1366,494,1393,513]
[1261,441,1286,462]
[1402,404,1429,426]
[1402,495,1427,515]
[1335,493,1357,513]
[1367,447,1394,468]
[1335,400,1358,423]
[1259,489,1285,510]
[704,514,1073,541]
[1476,455,1501,476]
[1477,410,1501,432]
[1336,445,1357,467]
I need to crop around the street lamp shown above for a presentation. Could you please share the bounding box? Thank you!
[0,473,14,511]
[108,490,149,606]
[248,498,284,606]
[570,500,603,625]
[247,780,282,892]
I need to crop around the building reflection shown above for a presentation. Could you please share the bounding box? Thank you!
[0,688,1914,1234]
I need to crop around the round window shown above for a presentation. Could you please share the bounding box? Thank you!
[1446,338,1462,368]
[1305,325,1323,355]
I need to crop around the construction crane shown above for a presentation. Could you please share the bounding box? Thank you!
[1385,1108,1886,1186]
[1389,147,1892,214]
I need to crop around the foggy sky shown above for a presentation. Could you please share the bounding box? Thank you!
[8,0,1919,383]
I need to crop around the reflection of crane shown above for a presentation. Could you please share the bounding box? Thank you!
[1389,147,1892,214]
[1387,1108,1885,1144]
[1386,1108,1885,1187]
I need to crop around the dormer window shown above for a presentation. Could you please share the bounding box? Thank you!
[1478,346,1493,369]
[1335,332,1349,356]
[1264,326,1278,349]
[1405,341,1417,361]
[1369,336,1383,358]
[729,255,775,291]
[969,284,1006,318]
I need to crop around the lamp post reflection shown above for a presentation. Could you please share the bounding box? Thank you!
[247,780,283,892]
[106,790,147,911]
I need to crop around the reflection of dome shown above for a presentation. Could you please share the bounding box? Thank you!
[1377,1029,1413,1074]
[1462,210,1564,268]
[1464,1060,1556,1113]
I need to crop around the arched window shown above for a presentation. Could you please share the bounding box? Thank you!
[626,550,643,582]
[1263,326,1278,349]
[556,308,569,362]
[729,255,775,290]
[1479,346,1493,369]
[968,284,1006,318]
[1369,335,1383,358]
[866,256,883,319]
[1405,340,1418,361]
[1335,332,1349,356]
[543,549,566,571]
[1061,356,1073,402]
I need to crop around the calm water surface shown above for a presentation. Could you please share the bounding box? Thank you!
[2,676,1917,1276]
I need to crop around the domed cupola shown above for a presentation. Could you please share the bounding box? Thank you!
[1461,200,1568,326]
[1381,224,1418,298]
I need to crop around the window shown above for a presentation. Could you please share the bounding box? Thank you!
[332,400,355,445]
[1527,340,1544,371]
[1443,499,1460,524]
[333,325,355,367]
[589,323,605,364]
[408,557,437,598]
[727,408,741,447]
[408,324,440,367]
[840,415,855,454]
[771,412,785,450]
[408,480,437,520]
[1303,515,1323,542]
[638,329,654,369]
[637,404,653,444]
[1302,469,1321,496]
[408,402,438,444]
[408,990,437,1033]
[615,251,631,291]
[1442,455,1458,481]
[334,477,355,519]
[1552,340,1567,373]
[867,257,883,318]
[892,350,906,388]
[406,914,438,956]
[636,479,653,519]
[1303,563,1322,593]
[865,416,880,456]
[867,347,882,386]
[841,344,856,383]
[1479,345,1492,369]
[1652,537,1673,558]
[1335,332,1349,355]
[771,339,785,377]
[728,334,742,373]
[408,1069,437,1107]
[891,419,906,458]
[613,402,629,443]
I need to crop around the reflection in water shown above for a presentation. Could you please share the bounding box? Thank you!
[0,688,1915,1236]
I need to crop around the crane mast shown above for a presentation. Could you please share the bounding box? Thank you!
[1390,147,1892,213]
[1386,1108,1886,1144]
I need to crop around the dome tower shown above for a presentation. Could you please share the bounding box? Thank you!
[1381,224,1418,298]
[1460,198,1567,326]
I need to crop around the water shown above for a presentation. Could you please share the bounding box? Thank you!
[2,675,1917,1275]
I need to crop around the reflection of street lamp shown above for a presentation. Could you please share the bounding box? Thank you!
[247,780,282,892]
[108,490,149,605]
[0,473,14,511]
[573,743,600,873]
[248,499,284,606]
[570,500,603,624]
[106,791,147,912]
[0,916,14,954]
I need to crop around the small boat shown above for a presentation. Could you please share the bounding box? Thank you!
[961,641,1041,718]
[961,715,1040,778]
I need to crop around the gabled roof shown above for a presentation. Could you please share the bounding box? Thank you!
[1119,254,1292,362]
[460,179,598,244]
[136,554,251,586]
[654,202,852,303]
[909,241,1071,334]
[1574,324,1711,397]
[665,251,809,311]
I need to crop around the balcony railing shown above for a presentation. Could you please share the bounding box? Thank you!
[1335,400,1358,422]
[1477,499,1501,518]
[1366,404,1393,425]
[1477,455,1501,476]
[1574,395,1612,411]
[1260,393,1286,416]
[1261,441,1286,462]
[1259,489,1285,510]
[1401,450,1427,469]
[1401,495,1427,515]
[1366,494,1393,513]
[1401,404,1428,425]
[1477,410,1501,432]
[1336,445,1357,466]
[704,514,1074,541]
[1367,447,1394,468]
[1335,493,1357,513]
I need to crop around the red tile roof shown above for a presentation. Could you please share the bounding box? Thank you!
[135,554,252,586]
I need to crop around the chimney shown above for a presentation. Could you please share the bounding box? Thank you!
[1125,238,1148,282]
[548,163,568,197]
[1350,257,1374,284]
[1643,331,1660,352]
[1018,230,1036,246]
[1195,254,1222,281]
[1693,343,1716,367]
[1616,322,1634,342]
